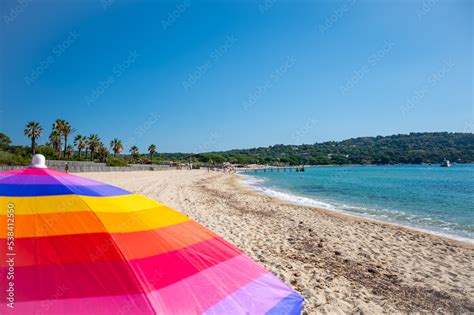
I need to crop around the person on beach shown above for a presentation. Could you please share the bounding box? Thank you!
[65,162,69,173]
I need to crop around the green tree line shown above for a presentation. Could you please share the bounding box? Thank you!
[158,132,474,166]
[0,120,158,166]
[1,126,473,167]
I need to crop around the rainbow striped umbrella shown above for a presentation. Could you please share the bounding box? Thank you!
[0,155,303,314]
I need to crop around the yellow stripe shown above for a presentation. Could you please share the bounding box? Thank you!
[97,207,190,234]
[0,194,161,215]
[0,207,191,238]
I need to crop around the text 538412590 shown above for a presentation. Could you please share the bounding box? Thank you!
[5,202,15,309]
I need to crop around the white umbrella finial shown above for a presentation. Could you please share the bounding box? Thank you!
[31,154,47,168]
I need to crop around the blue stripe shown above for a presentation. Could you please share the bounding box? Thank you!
[266,292,303,315]
[0,184,131,197]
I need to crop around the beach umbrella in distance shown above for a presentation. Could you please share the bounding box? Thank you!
[0,154,303,314]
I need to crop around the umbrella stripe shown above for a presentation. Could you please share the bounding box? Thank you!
[129,237,243,291]
[0,207,190,238]
[0,184,131,197]
[0,174,107,186]
[2,293,155,315]
[203,273,300,315]
[0,194,163,214]
[4,256,276,315]
[266,292,305,315]
[0,167,74,176]
[0,237,241,301]
[1,220,217,267]
[147,255,270,314]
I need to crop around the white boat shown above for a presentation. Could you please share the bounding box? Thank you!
[440,159,451,167]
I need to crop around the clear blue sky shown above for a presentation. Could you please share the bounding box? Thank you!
[0,0,472,153]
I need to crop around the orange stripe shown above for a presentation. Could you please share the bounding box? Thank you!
[0,207,190,238]
[112,220,216,260]
[1,221,217,267]
[1,211,104,238]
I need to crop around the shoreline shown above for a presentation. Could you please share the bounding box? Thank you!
[237,172,474,246]
[80,170,474,313]
[235,162,474,173]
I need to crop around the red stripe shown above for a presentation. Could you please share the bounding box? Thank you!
[1,221,216,267]
[130,236,241,291]
[0,237,241,301]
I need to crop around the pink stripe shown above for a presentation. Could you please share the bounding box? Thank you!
[204,273,296,314]
[2,256,275,314]
[1,294,153,315]
[147,254,268,314]
[0,174,105,186]
[0,238,240,301]
[0,168,72,176]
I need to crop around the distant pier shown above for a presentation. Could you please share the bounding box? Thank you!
[247,166,306,173]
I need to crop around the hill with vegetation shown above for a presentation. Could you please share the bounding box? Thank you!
[160,132,474,166]
[2,128,473,166]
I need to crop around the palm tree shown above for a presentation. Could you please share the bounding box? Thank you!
[148,144,157,161]
[49,130,61,157]
[83,137,90,160]
[24,121,43,155]
[110,138,123,157]
[65,144,74,159]
[97,144,109,162]
[74,135,86,159]
[61,122,74,159]
[88,134,101,161]
[52,119,74,159]
[130,145,139,160]
[51,119,64,157]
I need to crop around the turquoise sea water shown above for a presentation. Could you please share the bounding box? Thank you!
[240,164,474,242]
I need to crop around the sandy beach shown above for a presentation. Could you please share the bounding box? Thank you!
[81,170,474,314]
